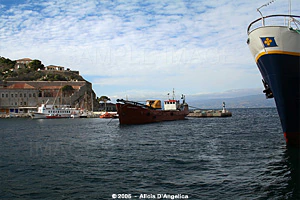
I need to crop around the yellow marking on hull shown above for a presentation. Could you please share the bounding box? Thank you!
[255,50,300,63]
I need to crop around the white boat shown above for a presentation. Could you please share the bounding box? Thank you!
[30,86,89,119]
[247,1,300,145]
[30,103,84,119]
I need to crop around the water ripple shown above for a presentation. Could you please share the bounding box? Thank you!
[0,108,299,199]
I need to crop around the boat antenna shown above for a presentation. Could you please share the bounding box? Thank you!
[172,88,175,100]
[257,0,276,26]
[181,94,185,104]
[288,0,291,27]
[289,0,291,16]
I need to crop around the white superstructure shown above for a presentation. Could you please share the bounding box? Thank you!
[31,103,83,119]
[164,100,181,111]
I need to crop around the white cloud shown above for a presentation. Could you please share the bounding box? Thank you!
[0,0,299,100]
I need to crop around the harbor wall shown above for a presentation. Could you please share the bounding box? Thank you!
[0,81,95,112]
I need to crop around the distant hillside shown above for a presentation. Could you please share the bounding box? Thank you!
[3,70,85,82]
[189,94,276,109]
[0,56,85,82]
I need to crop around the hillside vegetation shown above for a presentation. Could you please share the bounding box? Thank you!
[0,56,85,82]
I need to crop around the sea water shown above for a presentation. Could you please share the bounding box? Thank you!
[0,108,299,199]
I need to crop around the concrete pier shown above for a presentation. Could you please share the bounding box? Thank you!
[187,109,232,118]
[188,102,232,118]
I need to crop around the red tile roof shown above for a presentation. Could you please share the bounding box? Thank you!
[40,86,62,90]
[16,58,32,61]
[7,83,35,89]
[40,85,81,90]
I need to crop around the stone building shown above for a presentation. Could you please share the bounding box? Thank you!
[0,81,96,114]
[46,65,65,71]
[14,58,33,70]
[16,58,32,65]
[98,102,117,112]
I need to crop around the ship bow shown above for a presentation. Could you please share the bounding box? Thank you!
[247,15,300,146]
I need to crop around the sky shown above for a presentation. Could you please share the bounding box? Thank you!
[0,0,299,102]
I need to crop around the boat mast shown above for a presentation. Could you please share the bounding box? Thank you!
[289,0,291,15]
[288,0,291,27]
[172,88,175,100]
[53,87,61,108]
[91,92,93,112]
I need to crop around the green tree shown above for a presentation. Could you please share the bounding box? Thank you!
[97,96,111,111]
[54,74,60,81]
[28,59,44,71]
[54,74,67,81]
[0,57,16,79]
[45,74,54,81]
[97,96,111,103]
[33,71,42,80]
[62,85,74,97]
[0,56,16,68]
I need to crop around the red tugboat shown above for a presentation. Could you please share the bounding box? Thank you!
[116,92,189,125]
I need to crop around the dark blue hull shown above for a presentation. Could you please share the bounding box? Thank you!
[257,53,300,145]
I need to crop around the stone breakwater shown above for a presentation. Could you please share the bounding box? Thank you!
[0,113,31,118]
[187,109,232,118]
[0,113,101,118]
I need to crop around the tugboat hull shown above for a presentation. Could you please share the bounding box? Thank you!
[116,101,189,125]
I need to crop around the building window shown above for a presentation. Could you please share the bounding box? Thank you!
[20,93,22,97]
[33,93,36,97]
[24,102,27,106]
[20,102,23,105]
[1,94,4,98]
[6,94,8,98]
[15,94,17,98]
[15,102,17,106]
[29,93,32,98]
[11,94,13,98]
[24,93,26,98]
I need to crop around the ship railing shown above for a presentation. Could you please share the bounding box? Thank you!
[116,99,158,110]
[247,14,300,34]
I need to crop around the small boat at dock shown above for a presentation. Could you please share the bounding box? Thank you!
[99,112,117,118]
